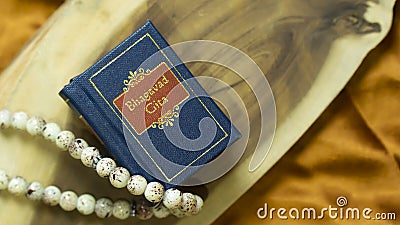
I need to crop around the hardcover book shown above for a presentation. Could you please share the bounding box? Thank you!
[59,21,241,186]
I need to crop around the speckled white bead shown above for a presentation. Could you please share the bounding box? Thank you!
[95,197,113,218]
[180,193,197,215]
[26,116,46,136]
[42,123,61,142]
[0,110,11,129]
[109,167,130,188]
[170,208,187,218]
[11,112,29,130]
[112,199,131,220]
[96,158,116,178]
[77,194,96,215]
[42,185,61,206]
[0,169,9,190]
[193,195,203,214]
[59,190,78,211]
[144,182,164,203]
[68,138,88,159]
[163,188,182,209]
[26,182,44,201]
[7,176,27,196]
[153,204,170,219]
[127,175,147,195]
[80,147,101,168]
[56,131,75,151]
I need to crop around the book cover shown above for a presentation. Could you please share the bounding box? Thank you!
[60,21,241,186]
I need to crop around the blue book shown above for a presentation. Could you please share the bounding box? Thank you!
[60,21,241,186]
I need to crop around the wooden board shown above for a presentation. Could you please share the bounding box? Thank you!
[0,0,395,225]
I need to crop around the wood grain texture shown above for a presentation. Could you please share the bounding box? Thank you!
[0,0,395,225]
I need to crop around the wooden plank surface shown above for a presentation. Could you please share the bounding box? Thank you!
[0,0,395,225]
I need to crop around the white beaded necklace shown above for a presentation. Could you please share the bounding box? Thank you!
[0,109,203,220]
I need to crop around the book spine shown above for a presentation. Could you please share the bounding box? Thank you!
[59,85,105,145]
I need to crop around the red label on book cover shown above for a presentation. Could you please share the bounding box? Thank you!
[113,62,189,134]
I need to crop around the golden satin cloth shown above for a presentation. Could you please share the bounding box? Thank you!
[0,1,399,224]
